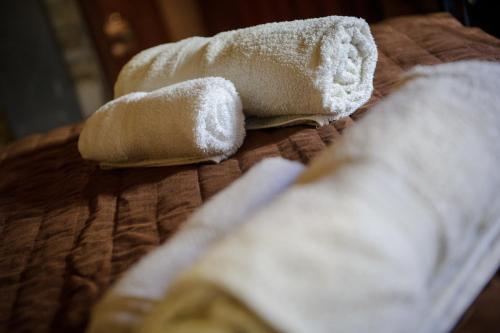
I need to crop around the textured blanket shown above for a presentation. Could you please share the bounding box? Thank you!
[1,13,499,333]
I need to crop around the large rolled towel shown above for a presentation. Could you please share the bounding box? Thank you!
[78,77,244,168]
[135,61,500,333]
[114,16,377,128]
[86,158,304,333]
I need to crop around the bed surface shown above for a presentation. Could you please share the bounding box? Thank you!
[1,13,499,333]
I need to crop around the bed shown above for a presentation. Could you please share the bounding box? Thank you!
[1,13,499,333]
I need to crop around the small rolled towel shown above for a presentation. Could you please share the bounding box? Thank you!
[114,16,377,128]
[86,158,304,333]
[134,61,500,333]
[78,77,244,168]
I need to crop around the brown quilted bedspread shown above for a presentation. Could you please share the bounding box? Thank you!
[1,13,499,333]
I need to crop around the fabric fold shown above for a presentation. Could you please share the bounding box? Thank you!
[135,61,500,333]
[78,77,244,168]
[114,16,377,128]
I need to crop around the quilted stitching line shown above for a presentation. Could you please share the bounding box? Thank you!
[108,170,123,285]
[7,205,47,331]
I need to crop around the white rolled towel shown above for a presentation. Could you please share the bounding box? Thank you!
[114,16,377,128]
[135,61,500,333]
[78,77,244,168]
[86,157,305,333]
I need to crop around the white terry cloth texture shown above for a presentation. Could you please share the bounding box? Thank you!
[78,77,244,169]
[86,157,305,333]
[114,16,377,129]
[133,61,500,333]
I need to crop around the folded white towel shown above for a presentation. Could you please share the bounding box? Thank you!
[87,157,304,333]
[78,77,244,168]
[135,61,500,333]
[114,16,377,128]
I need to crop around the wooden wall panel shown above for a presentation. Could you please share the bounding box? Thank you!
[78,0,168,86]
[198,0,383,36]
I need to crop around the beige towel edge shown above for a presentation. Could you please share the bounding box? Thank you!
[245,114,339,130]
[99,155,227,169]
